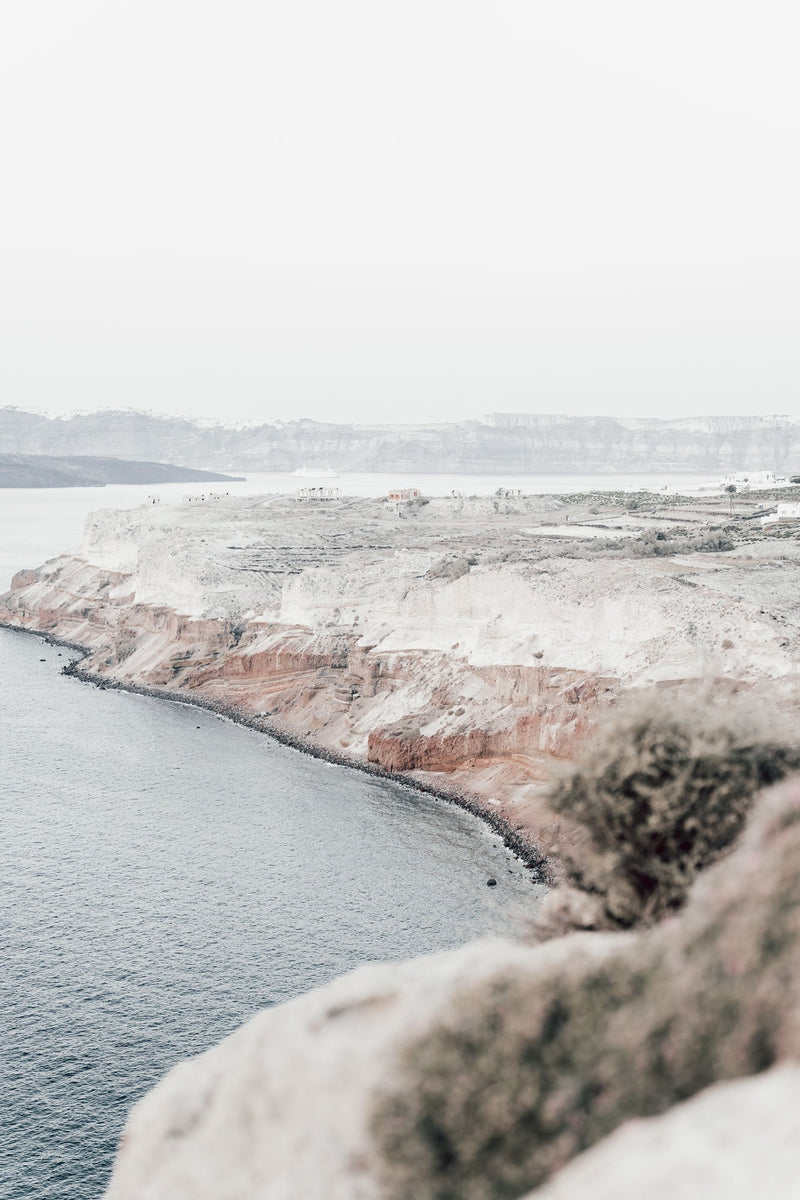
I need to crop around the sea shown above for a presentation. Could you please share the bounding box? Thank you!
[0,471,705,1199]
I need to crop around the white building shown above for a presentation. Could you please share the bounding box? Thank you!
[387,487,421,501]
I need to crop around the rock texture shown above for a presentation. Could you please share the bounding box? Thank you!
[2,491,799,858]
[372,774,800,1198]
[100,774,800,1200]
[103,936,620,1200]
[527,1066,800,1200]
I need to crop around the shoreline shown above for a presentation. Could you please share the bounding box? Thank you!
[0,618,550,879]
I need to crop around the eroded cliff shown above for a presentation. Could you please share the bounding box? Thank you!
[3,490,799,859]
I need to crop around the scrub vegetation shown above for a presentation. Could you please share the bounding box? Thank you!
[543,696,800,930]
[372,710,800,1200]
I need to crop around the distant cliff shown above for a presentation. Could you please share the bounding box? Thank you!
[0,453,242,488]
[1,408,799,475]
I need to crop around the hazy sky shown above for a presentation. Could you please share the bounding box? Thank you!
[1,1,798,425]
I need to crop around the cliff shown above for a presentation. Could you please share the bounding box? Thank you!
[3,490,799,859]
[2,406,800,474]
[5,491,800,1198]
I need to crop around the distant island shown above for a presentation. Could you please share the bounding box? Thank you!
[0,453,243,488]
[1,406,799,475]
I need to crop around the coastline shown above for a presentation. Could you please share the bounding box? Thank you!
[0,618,549,877]
[5,488,799,898]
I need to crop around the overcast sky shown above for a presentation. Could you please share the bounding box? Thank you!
[1,1,798,425]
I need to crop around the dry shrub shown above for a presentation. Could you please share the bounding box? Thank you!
[543,694,800,929]
[426,557,472,581]
[372,774,800,1200]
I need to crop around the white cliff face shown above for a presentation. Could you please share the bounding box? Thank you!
[65,494,800,687]
[275,552,792,685]
[79,502,283,621]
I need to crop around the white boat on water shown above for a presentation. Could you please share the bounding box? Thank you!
[292,466,340,479]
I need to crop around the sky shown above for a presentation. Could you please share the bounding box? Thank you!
[0,0,798,426]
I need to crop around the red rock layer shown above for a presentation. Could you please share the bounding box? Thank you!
[1,558,612,861]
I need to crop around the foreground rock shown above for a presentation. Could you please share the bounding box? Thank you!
[103,937,620,1200]
[527,1066,800,1200]
[103,775,800,1199]
[2,492,799,860]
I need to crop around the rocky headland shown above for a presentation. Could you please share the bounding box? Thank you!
[3,488,800,864]
[5,487,800,1198]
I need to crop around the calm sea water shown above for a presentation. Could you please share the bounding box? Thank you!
[0,629,545,1199]
[3,472,703,1197]
[0,479,559,1199]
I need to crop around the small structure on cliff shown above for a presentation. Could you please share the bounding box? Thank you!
[181,491,229,504]
[295,485,341,502]
[388,487,421,502]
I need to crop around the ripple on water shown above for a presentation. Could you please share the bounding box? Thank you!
[0,628,545,1199]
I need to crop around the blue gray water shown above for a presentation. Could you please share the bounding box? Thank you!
[0,628,545,1199]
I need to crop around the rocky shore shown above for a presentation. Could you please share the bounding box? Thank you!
[3,489,800,867]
